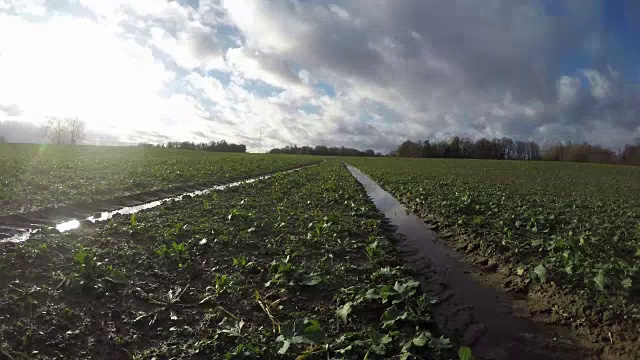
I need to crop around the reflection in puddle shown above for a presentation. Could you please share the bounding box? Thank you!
[1,165,312,243]
[56,220,81,232]
[0,229,36,242]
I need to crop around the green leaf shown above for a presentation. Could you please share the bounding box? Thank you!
[73,251,88,264]
[594,272,606,291]
[369,344,385,355]
[301,273,326,286]
[380,334,393,345]
[335,344,353,355]
[379,285,396,303]
[393,279,419,295]
[534,264,547,283]
[289,335,315,345]
[381,305,407,328]
[277,338,290,355]
[412,332,431,347]
[458,346,474,360]
[336,302,353,324]
[302,319,326,343]
[622,278,633,289]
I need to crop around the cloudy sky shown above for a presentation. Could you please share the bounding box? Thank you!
[0,0,639,152]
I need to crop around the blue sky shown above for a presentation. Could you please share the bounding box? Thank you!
[0,0,638,151]
[603,0,640,80]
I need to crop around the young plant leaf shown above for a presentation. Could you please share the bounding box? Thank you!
[594,272,606,291]
[381,305,408,328]
[458,346,474,360]
[412,332,431,347]
[534,264,547,283]
[336,302,353,324]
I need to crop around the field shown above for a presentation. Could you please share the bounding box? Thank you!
[346,158,640,293]
[0,161,453,359]
[0,144,317,216]
[347,157,640,351]
[1,147,640,358]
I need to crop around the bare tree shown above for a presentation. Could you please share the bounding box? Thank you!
[66,117,86,145]
[46,117,86,145]
[47,117,69,144]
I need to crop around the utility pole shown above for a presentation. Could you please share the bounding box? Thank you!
[258,129,263,153]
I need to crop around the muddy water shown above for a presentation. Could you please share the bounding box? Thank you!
[346,165,594,360]
[0,163,318,243]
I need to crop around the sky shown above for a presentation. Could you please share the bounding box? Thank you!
[0,0,639,153]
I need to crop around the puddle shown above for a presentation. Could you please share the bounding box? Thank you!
[346,165,593,360]
[1,164,315,243]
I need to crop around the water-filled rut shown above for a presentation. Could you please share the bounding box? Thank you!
[346,164,595,360]
[0,163,319,243]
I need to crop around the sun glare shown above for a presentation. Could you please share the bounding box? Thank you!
[0,15,172,132]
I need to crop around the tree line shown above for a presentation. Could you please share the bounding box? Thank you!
[46,117,86,145]
[139,140,247,153]
[394,136,640,165]
[395,137,541,160]
[269,145,381,157]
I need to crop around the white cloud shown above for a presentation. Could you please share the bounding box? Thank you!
[583,69,612,101]
[0,0,46,16]
[328,4,350,20]
[226,47,313,97]
[79,0,170,19]
[557,75,581,106]
[223,0,306,52]
[186,72,227,105]
[150,25,224,70]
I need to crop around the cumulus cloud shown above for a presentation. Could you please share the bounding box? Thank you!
[557,76,582,106]
[0,0,638,152]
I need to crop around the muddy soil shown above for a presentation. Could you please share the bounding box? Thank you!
[346,164,608,360]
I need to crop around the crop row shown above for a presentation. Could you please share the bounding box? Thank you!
[346,158,640,298]
[0,144,317,216]
[0,161,459,359]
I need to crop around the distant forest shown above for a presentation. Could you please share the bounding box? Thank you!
[269,145,381,157]
[267,137,640,166]
[394,137,640,165]
[3,119,639,165]
[139,141,247,153]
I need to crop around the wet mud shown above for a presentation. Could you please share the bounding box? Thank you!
[0,162,320,243]
[346,164,599,360]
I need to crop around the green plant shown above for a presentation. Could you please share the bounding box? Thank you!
[265,256,294,287]
[232,256,247,268]
[155,241,189,266]
[214,274,229,295]
[365,239,380,261]
[458,346,474,360]
[70,251,127,289]
[276,319,327,356]
[73,251,99,286]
